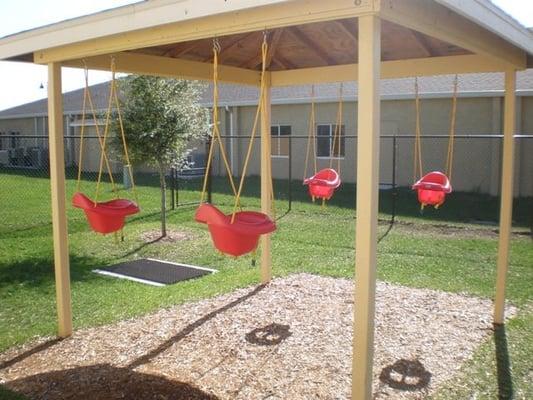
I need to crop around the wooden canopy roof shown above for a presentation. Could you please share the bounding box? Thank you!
[0,0,532,87]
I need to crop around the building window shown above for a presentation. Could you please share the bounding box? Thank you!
[0,132,4,150]
[317,124,345,158]
[271,125,291,157]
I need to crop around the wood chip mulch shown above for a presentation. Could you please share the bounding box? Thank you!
[0,274,513,400]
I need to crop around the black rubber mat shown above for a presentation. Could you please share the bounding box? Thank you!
[94,258,215,286]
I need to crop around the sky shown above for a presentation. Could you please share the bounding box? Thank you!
[0,0,532,112]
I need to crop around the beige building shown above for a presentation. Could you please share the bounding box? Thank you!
[1,71,532,196]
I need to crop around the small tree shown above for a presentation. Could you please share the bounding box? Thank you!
[114,76,209,237]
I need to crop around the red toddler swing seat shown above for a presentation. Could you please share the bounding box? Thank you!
[72,192,140,234]
[195,203,276,257]
[303,168,341,200]
[412,171,452,209]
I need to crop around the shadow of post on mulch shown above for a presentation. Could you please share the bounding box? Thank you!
[5,364,219,400]
[0,338,63,370]
[494,323,513,399]
[128,284,266,369]
[379,359,431,391]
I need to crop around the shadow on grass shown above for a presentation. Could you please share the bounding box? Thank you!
[4,364,219,400]
[494,324,513,400]
[0,254,115,289]
[206,176,533,227]
[128,284,266,369]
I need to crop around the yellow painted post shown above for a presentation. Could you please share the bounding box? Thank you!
[260,74,272,284]
[48,62,73,337]
[494,70,516,324]
[352,15,381,400]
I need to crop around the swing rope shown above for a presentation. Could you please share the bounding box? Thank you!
[231,33,274,222]
[329,83,343,174]
[445,75,458,181]
[413,76,458,182]
[93,57,138,204]
[413,77,423,182]
[110,58,138,205]
[303,85,317,181]
[76,63,117,198]
[200,39,240,206]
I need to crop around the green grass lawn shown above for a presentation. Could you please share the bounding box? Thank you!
[0,170,531,399]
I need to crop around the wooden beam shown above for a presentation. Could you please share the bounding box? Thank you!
[47,63,73,338]
[35,0,379,63]
[494,70,516,324]
[353,14,381,400]
[288,26,333,65]
[380,0,526,68]
[64,52,261,86]
[270,54,512,86]
[260,73,273,284]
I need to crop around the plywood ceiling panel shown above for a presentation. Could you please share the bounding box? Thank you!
[130,18,471,71]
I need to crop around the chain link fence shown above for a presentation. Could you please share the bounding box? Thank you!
[0,135,206,234]
[1,133,532,234]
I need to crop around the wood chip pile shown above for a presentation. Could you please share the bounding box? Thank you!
[0,274,509,399]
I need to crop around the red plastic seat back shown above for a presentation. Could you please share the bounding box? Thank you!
[412,171,452,208]
[195,204,276,257]
[72,192,139,234]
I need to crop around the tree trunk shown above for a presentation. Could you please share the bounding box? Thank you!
[158,163,167,237]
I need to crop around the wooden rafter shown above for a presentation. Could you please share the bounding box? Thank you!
[288,26,334,65]
[243,29,284,70]
[334,20,358,45]
[408,29,436,58]
[214,32,258,63]
[265,29,284,69]
[163,41,200,58]
[272,53,296,70]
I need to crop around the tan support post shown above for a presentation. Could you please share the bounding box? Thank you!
[260,74,272,283]
[48,63,73,337]
[353,15,381,400]
[494,70,516,324]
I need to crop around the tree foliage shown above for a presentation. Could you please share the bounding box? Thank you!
[112,75,209,236]
[114,75,209,169]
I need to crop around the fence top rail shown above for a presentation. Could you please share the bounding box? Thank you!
[214,134,533,139]
[2,134,533,139]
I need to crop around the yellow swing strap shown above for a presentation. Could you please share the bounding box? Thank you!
[329,83,343,174]
[200,40,240,205]
[445,75,458,181]
[94,59,122,203]
[76,63,117,199]
[413,77,423,182]
[231,34,274,222]
[110,58,139,205]
[303,85,317,181]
